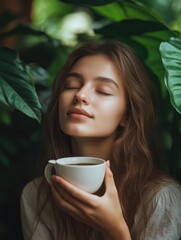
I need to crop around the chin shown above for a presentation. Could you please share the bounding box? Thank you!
[62,128,87,137]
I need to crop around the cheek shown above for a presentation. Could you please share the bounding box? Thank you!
[59,95,65,110]
[59,92,68,103]
[58,101,64,121]
[101,99,126,118]
[59,93,72,110]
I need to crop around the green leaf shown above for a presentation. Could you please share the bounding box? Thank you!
[160,38,181,114]
[26,63,50,86]
[93,1,163,22]
[0,47,42,122]
[59,0,116,6]
[95,19,169,37]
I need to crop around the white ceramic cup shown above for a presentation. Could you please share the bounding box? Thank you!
[44,156,106,193]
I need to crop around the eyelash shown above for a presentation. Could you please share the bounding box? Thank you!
[64,86,80,90]
[97,90,112,96]
[64,85,112,96]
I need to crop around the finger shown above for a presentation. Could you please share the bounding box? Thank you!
[51,184,98,226]
[50,183,85,222]
[106,160,110,168]
[104,163,117,194]
[52,175,97,207]
[51,178,89,211]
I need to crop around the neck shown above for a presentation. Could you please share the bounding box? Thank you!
[71,136,115,161]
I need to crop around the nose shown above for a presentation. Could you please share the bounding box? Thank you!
[74,88,90,105]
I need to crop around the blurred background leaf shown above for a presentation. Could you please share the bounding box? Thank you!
[160,37,181,114]
[0,47,43,122]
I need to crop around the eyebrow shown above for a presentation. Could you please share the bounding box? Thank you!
[68,72,119,88]
[68,72,83,79]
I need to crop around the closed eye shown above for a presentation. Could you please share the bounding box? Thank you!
[97,90,112,96]
[64,82,81,90]
[65,86,80,90]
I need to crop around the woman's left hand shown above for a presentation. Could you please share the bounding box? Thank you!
[50,161,131,239]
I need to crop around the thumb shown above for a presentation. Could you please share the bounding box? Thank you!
[105,160,116,193]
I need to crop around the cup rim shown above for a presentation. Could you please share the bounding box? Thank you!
[49,156,106,167]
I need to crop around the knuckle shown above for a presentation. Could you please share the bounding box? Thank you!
[82,200,100,218]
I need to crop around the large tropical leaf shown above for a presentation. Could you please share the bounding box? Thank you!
[0,46,42,122]
[160,38,181,114]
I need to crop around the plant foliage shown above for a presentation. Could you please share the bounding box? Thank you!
[160,38,181,114]
[0,47,42,122]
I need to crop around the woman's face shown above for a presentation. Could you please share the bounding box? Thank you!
[58,54,126,139]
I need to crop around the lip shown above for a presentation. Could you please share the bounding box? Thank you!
[67,108,93,118]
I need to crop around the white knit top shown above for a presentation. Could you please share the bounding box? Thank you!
[21,177,181,240]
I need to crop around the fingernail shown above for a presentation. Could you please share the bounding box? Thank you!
[107,160,110,168]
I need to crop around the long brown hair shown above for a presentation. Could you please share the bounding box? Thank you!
[37,40,171,239]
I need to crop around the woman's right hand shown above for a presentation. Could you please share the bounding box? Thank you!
[50,161,131,240]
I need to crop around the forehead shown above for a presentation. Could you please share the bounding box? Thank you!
[70,54,120,79]
[72,53,112,67]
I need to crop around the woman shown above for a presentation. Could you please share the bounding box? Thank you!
[21,40,181,240]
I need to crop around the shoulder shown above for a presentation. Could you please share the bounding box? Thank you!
[133,182,181,239]
[153,182,181,220]
[20,178,59,239]
[22,177,42,194]
[21,177,42,198]
[154,183,181,210]
[147,183,181,239]
[21,176,49,209]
